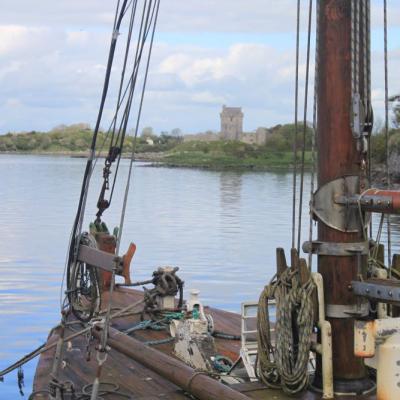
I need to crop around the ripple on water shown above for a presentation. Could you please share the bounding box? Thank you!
[2,155,395,398]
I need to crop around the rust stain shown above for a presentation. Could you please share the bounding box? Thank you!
[377,390,389,400]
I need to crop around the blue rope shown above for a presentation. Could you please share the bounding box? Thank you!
[212,355,233,373]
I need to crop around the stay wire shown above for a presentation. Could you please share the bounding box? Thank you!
[108,0,158,208]
[93,0,138,223]
[98,0,158,350]
[308,0,319,270]
[292,0,301,250]
[116,0,160,254]
[93,0,157,222]
[62,0,129,302]
[367,0,373,238]
[97,0,148,215]
[383,0,392,274]
[297,0,313,253]
[113,0,121,30]
[90,3,153,176]
[111,0,149,155]
[92,7,159,394]
[109,0,138,148]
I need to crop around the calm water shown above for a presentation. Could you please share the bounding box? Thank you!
[0,154,398,398]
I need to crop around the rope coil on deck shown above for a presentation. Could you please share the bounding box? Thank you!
[257,268,315,394]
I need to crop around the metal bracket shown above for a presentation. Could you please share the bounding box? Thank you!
[326,302,369,319]
[77,245,123,274]
[303,241,368,256]
[312,175,370,232]
[352,279,400,305]
[351,93,364,139]
[335,193,393,213]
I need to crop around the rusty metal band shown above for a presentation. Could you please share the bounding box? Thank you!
[302,241,368,256]
[352,280,400,305]
[326,302,369,319]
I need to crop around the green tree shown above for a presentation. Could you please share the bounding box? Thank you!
[390,95,400,128]
[141,126,155,138]
[170,128,182,137]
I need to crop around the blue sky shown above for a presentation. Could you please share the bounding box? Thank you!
[0,0,399,134]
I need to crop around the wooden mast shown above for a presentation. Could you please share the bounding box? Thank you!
[315,0,373,392]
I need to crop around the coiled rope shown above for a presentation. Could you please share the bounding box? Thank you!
[257,268,315,394]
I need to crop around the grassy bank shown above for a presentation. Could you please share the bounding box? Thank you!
[0,123,315,170]
[3,123,400,172]
[0,124,181,155]
[160,140,312,170]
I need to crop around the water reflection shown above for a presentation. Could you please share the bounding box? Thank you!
[3,155,399,398]
[220,172,242,208]
[219,172,243,239]
[389,215,400,254]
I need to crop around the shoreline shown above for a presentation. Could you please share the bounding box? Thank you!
[1,151,398,182]
[0,150,303,171]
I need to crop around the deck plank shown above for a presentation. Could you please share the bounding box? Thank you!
[33,288,376,400]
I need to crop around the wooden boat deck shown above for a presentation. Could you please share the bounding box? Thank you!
[33,287,376,399]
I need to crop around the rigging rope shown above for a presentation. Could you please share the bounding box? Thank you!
[257,269,315,394]
[96,0,159,221]
[0,298,145,381]
[116,0,160,254]
[64,0,130,296]
[308,0,319,270]
[91,2,160,398]
[297,0,313,252]
[291,0,301,250]
[383,0,392,276]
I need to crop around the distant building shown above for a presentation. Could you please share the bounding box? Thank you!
[239,128,269,146]
[220,105,243,140]
[183,131,219,142]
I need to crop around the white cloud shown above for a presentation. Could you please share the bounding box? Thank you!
[66,31,90,46]
[0,25,50,56]
[191,91,227,105]
[0,1,399,134]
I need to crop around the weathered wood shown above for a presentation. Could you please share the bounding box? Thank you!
[377,244,385,266]
[95,233,116,290]
[92,325,250,400]
[316,0,368,384]
[33,287,377,399]
[276,248,288,278]
[299,258,311,286]
[122,243,136,285]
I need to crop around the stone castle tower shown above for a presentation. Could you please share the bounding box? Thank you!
[220,105,243,140]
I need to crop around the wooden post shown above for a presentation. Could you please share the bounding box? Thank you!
[92,326,251,400]
[95,233,116,290]
[315,0,372,391]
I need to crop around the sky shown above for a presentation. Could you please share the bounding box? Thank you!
[0,0,399,135]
